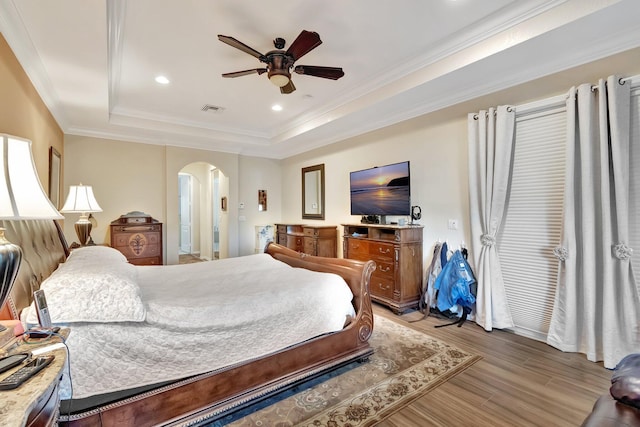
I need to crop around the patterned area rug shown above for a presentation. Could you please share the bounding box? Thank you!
[208,315,480,426]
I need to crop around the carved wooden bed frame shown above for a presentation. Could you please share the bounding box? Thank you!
[0,219,375,426]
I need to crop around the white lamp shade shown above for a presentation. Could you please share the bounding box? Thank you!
[61,185,103,213]
[269,74,290,87]
[0,134,63,220]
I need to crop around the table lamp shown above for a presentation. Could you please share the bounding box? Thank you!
[60,184,103,246]
[0,134,63,330]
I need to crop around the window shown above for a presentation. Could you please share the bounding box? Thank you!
[496,78,640,340]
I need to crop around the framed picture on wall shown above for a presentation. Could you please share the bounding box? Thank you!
[258,190,267,211]
[48,147,61,208]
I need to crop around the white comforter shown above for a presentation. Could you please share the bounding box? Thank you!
[24,252,356,399]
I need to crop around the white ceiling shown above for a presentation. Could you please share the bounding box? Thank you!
[1,0,639,159]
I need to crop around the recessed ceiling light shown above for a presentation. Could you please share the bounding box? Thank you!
[155,75,170,85]
[271,104,283,111]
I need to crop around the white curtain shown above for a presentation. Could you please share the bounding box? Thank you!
[468,106,516,331]
[547,76,640,369]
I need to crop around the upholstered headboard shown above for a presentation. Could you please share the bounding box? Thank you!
[0,219,68,319]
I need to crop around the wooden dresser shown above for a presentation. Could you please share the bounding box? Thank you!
[110,212,163,265]
[275,224,337,257]
[343,223,423,314]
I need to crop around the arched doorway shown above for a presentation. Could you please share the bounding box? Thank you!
[178,162,228,262]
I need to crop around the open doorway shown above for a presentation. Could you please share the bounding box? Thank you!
[178,162,229,264]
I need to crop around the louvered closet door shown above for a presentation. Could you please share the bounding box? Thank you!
[497,104,566,341]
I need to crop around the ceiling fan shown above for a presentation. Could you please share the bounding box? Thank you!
[217,30,344,94]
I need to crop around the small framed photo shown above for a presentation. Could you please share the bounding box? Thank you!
[258,190,267,211]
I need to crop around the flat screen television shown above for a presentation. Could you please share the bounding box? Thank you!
[350,161,410,217]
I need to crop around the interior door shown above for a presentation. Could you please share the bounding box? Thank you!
[178,174,192,253]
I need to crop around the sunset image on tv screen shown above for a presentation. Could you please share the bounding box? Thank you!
[350,161,410,215]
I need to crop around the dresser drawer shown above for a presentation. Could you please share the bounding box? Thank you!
[347,239,369,255]
[303,227,318,237]
[372,259,395,278]
[128,256,162,266]
[369,241,394,258]
[286,235,304,252]
[112,232,160,248]
[370,275,395,300]
[117,242,160,258]
[303,237,316,254]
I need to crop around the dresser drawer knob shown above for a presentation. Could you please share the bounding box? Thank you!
[378,247,391,254]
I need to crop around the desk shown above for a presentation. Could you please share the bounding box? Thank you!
[0,329,69,427]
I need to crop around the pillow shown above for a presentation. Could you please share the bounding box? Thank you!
[66,245,128,264]
[33,260,145,323]
[610,353,640,409]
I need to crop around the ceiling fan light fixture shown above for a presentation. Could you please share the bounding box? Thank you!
[269,73,290,88]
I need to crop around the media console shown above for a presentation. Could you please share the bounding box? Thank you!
[342,223,423,314]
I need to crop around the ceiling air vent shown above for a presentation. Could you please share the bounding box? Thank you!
[201,104,224,113]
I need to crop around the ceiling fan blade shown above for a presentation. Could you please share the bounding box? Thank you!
[218,35,266,61]
[294,65,344,80]
[285,30,322,61]
[280,80,296,94]
[221,68,267,78]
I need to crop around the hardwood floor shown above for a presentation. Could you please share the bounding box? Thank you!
[373,304,611,427]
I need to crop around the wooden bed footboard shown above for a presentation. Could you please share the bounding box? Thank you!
[60,243,376,427]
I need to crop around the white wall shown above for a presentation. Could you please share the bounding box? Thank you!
[237,156,282,255]
[281,115,470,259]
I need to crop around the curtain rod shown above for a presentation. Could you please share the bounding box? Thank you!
[591,76,634,91]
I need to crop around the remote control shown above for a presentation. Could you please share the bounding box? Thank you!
[0,355,54,390]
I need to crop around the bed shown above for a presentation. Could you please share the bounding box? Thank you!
[0,219,375,426]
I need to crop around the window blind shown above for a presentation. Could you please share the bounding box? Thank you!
[496,78,640,342]
[497,104,566,341]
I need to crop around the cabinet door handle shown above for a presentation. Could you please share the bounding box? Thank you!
[377,283,391,291]
[377,264,391,272]
[378,247,391,254]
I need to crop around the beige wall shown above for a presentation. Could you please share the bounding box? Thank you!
[64,135,166,249]
[0,34,63,200]
[5,27,640,268]
[281,115,469,258]
[280,47,640,258]
[63,137,249,264]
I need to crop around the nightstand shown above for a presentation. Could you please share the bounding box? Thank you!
[0,329,69,427]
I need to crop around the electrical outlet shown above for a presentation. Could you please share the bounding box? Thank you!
[239,202,245,209]
[448,219,458,230]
